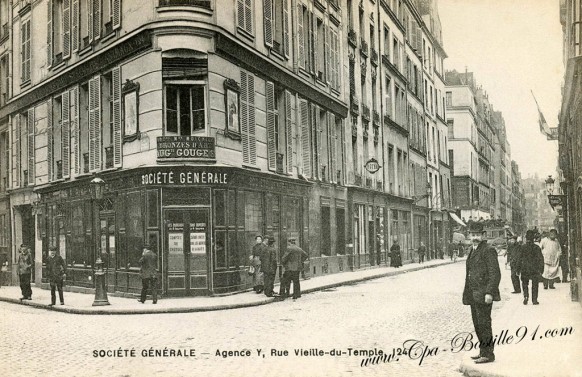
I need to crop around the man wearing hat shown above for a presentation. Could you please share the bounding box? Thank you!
[462,222,501,364]
[259,235,278,297]
[138,241,158,304]
[518,230,544,305]
[46,246,66,306]
[505,235,521,294]
[280,237,308,299]
[17,244,33,300]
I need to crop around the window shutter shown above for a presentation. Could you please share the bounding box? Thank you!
[248,73,256,166]
[297,5,305,70]
[285,90,293,173]
[62,92,70,179]
[325,24,330,84]
[47,101,53,182]
[63,0,71,59]
[308,12,314,74]
[70,87,79,175]
[299,99,311,177]
[240,70,250,165]
[310,103,319,179]
[47,0,53,67]
[266,80,276,171]
[263,0,273,48]
[244,0,252,34]
[283,0,289,58]
[12,115,20,188]
[312,14,318,75]
[112,0,121,30]
[88,0,94,42]
[89,76,101,172]
[93,0,101,41]
[72,0,79,51]
[329,113,336,183]
[237,0,245,29]
[112,67,122,167]
[27,109,35,185]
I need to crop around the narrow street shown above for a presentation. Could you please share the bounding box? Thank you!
[1,260,484,377]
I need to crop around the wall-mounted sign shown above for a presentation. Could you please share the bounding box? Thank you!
[548,194,565,209]
[364,158,381,174]
[157,136,216,159]
[141,169,228,185]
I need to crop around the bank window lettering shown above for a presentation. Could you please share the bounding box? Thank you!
[165,84,206,136]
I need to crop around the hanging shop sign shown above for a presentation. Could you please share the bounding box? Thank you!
[364,158,381,174]
[548,194,565,209]
[157,136,216,159]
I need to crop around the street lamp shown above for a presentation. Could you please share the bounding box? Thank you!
[91,176,110,306]
[545,175,555,194]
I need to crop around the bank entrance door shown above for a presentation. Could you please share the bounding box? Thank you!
[164,208,209,296]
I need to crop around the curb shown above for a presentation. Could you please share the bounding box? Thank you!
[0,259,459,315]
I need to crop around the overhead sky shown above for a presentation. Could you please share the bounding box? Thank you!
[438,0,563,180]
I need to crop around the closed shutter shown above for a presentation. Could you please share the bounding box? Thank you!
[89,76,101,172]
[285,90,293,173]
[112,0,121,30]
[93,0,101,41]
[12,115,20,188]
[325,24,330,84]
[240,71,249,165]
[244,0,252,34]
[266,81,276,171]
[47,101,53,182]
[297,4,305,70]
[299,99,311,177]
[248,73,256,166]
[283,0,289,57]
[63,0,71,59]
[312,13,318,75]
[112,67,122,167]
[27,108,35,185]
[237,0,245,29]
[308,12,314,74]
[88,0,94,42]
[62,92,70,179]
[329,113,336,183]
[47,0,53,66]
[70,87,79,175]
[264,0,273,47]
[310,103,319,179]
[72,0,79,51]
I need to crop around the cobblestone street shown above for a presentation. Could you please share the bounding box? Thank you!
[1,260,485,377]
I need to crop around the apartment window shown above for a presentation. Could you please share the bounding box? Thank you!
[165,84,206,135]
[236,0,253,36]
[384,75,392,118]
[446,91,452,106]
[361,74,366,105]
[265,0,289,56]
[392,38,399,69]
[21,18,31,83]
[316,17,324,81]
[347,0,353,29]
[0,54,8,106]
[352,134,359,175]
[387,144,394,193]
[383,25,390,58]
[358,7,364,39]
[297,4,310,71]
[0,0,8,39]
[370,23,375,51]
[330,27,340,91]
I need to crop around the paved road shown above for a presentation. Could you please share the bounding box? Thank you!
[0,260,490,377]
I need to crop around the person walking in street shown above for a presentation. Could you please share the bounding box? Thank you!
[260,236,278,297]
[462,222,501,364]
[46,246,66,306]
[250,235,264,294]
[517,230,544,305]
[505,236,521,294]
[138,242,158,304]
[390,239,402,268]
[17,244,33,300]
[540,229,562,289]
[280,237,308,299]
[417,242,426,263]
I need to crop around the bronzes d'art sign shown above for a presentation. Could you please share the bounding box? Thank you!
[157,136,216,159]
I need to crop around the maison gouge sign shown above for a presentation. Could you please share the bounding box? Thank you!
[157,136,216,159]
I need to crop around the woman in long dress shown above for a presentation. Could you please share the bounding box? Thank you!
[390,240,402,268]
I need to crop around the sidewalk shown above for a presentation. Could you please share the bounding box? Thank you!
[460,278,582,377]
[0,258,456,315]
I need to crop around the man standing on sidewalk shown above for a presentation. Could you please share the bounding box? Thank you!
[260,236,278,297]
[281,237,308,299]
[138,242,158,304]
[462,222,501,364]
[517,230,544,305]
[17,244,33,300]
[417,242,426,263]
[46,246,66,306]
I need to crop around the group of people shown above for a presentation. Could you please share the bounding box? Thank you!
[17,244,67,306]
[249,235,308,300]
[506,228,569,306]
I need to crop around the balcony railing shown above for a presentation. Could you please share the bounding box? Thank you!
[362,104,371,122]
[360,38,369,57]
[370,48,378,66]
[373,110,380,126]
[159,0,212,7]
[348,29,357,47]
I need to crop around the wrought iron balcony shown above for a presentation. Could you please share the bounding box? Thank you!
[350,95,360,115]
[360,39,369,57]
[373,110,380,126]
[348,29,357,47]
[371,48,379,66]
[361,104,371,122]
[159,0,211,7]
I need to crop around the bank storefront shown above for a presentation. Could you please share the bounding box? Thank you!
[38,166,310,296]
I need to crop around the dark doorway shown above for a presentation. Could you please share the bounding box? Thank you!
[321,206,331,256]
[21,206,35,280]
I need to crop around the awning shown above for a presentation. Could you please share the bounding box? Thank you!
[449,212,466,227]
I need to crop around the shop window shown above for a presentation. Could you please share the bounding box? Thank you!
[214,231,227,269]
[126,191,143,269]
[214,190,226,226]
[165,84,206,136]
[147,190,159,228]
[71,203,85,265]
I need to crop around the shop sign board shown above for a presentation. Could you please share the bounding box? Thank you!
[364,158,381,174]
[157,136,216,160]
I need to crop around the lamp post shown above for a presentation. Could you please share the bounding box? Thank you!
[545,175,555,195]
[91,176,110,306]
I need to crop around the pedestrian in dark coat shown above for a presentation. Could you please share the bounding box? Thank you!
[506,236,521,294]
[46,247,66,306]
[260,236,278,297]
[417,242,426,263]
[17,244,33,300]
[138,242,158,304]
[462,222,501,364]
[280,237,308,299]
[516,230,544,305]
[390,240,402,268]
[250,235,264,293]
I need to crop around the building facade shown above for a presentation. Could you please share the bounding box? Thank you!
[522,176,555,232]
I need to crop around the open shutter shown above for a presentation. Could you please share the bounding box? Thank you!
[12,115,20,188]
[47,101,53,182]
[297,4,305,70]
[308,11,314,74]
[329,113,336,183]
[236,0,245,29]
[88,0,94,42]
[311,103,320,179]
[266,81,276,171]
[240,71,250,165]
[47,0,53,66]
[248,73,256,166]
[89,76,101,172]
[27,109,35,185]
[299,99,311,177]
[72,0,79,51]
[112,0,121,30]
[283,0,289,57]
[244,0,252,34]
[63,0,71,59]
[62,92,70,179]
[263,0,273,47]
[70,87,79,175]
[312,13,318,76]
[285,90,293,173]
[325,24,330,84]
[112,67,122,167]
[93,0,101,41]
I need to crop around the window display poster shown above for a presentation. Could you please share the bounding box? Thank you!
[190,232,206,254]
[168,232,183,254]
